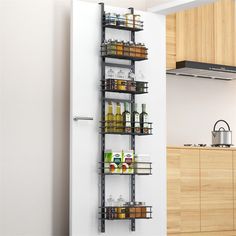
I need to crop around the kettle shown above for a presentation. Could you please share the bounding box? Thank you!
[212,120,232,147]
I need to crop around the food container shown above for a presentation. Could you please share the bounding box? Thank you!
[117,14,125,26]
[123,41,130,56]
[117,80,127,91]
[134,154,151,174]
[104,150,122,174]
[122,150,134,174]
[134,202,142,218]
[125,13,134,28]
[127,81,136,91]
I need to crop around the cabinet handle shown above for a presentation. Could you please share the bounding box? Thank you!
[73,116,93,121]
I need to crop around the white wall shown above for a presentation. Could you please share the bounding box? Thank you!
[167,74,236,146]
[0,0,70,236]
[71,1,166,236]
[0,1,164,236]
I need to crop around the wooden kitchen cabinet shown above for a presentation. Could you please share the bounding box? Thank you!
[167,148,200,233]
[200,150,234,231]
[166,0,236,68]
[234,151,236,230]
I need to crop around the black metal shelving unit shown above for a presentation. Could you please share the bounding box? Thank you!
[99,3,152,233]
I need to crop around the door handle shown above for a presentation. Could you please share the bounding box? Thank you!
[73,116,94,121]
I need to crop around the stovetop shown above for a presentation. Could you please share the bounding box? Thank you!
[184,144,207,147]
[184,144,233,148]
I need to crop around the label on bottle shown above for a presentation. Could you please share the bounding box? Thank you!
[134,114,140,127]
[134,114,141,133]
[124,113,131,133]
[143,114,149,128]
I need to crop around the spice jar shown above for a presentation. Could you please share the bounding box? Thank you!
[125,13,134,28]
[135,43,142,58]
[129,41,136,57]
[125,202,135,218]
[106,195,116,219]
[110,13,117,25]
[123,41,130,56]
[127,81,136,91]
[135,202,142,218]
[141,202,147,218]
[141,43,147,59]
[117,195,126,219]
[117,14,125,27]
[134,14,142,29]
[107,39,116,55]
[116,40,123,56]
[117,80,127,91]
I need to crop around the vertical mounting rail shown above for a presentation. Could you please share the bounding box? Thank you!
[99,2,106,233]
[129,7,136,232]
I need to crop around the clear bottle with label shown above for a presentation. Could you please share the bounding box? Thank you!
[122,102,131,133]
[115,102,123,133]
[132,103,141,134]
[106,102,114,132]
[140,104,149,134]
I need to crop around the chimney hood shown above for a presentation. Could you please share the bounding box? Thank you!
[167,61,236,81]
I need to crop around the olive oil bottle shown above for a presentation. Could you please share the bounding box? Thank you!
[132,103,141,133]
[115,102,123,132]
[122,102,131,133]
[140,104,149,134]
[106,101,114,132]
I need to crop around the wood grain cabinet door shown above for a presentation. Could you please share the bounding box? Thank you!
[233,151,236,230]
[200,150,233,232]
[167,148,200,233]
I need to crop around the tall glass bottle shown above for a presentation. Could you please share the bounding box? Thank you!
[122,102,131,133]
[115,102,123,133]
[132,103,141,134]
[140,104,149,134]
[106,101,114,132]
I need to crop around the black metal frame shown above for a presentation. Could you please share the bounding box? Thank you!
[99,3,150,232]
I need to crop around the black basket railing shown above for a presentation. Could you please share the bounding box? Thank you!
[99,161,152,175]
[99,205,152,220]
[100,121,153,136]
[101,79,148,94]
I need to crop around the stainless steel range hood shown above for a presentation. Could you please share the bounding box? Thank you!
[167,61,236,81]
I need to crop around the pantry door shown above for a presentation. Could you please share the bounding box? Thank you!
[71,1,166,236]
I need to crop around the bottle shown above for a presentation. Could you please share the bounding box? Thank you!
[140,104,149,134]
[117,195,126,219]
[106,102,114,132]
[115,103,123,133]
[132,103,141,134]
[122,102,131,133]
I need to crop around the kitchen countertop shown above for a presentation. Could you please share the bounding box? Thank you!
[167,145,236,151]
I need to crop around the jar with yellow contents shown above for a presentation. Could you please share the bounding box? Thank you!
[117,195,126,219]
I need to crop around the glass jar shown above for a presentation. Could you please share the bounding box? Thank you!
[117,14,125,27]
[135,202,142,218]
[135,43,142,58]
[129,42,136,57]
[124,202,135,219]
[116,40,123,56]
[109,13,116,25]
[106,195,116,219]
[141,43,147,59]
[141,202,147,218]
[125,13,134,28]
[117,195,126,219]
[134,14,142,29]
[127,81,136,91]
[123,41,130,56]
